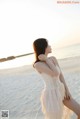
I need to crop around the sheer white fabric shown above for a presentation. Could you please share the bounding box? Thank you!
[40,65,73,119]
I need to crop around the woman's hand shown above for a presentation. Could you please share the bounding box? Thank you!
[64,88,72,100]
[38,54,47,61]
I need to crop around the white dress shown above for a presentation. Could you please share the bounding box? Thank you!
[40,65,73,119]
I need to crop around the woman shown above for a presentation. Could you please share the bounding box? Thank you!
[33,38,80,119]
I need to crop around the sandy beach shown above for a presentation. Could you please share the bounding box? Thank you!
[0,56,80,119]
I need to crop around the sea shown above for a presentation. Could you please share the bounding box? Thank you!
[0,43,80,119]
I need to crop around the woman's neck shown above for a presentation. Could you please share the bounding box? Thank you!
[45,52,48,57]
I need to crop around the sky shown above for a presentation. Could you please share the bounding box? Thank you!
[0,0,80,58]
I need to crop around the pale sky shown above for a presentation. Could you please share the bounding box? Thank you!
[0,0,80,58]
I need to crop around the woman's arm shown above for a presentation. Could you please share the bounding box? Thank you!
[34,55,59,77]
[51,57,69,90]
[59,70,72,99]
[59,70,70,91]
[34,61,59,77]
[38,54,59,76]
[51,56,72,99]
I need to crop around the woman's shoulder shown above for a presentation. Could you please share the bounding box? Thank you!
[33,61,44,68]
[33,61,47,74]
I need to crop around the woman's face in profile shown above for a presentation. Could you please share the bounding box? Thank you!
[45,44,52,54]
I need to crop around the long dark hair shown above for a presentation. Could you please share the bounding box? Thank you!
[33,38,48,65]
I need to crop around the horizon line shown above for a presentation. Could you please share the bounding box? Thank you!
[0,52,34,62]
